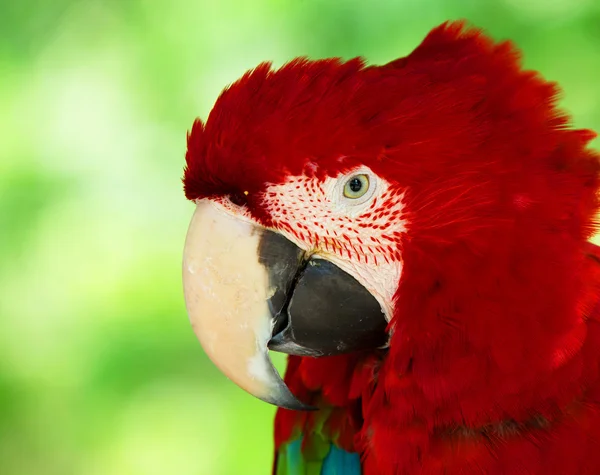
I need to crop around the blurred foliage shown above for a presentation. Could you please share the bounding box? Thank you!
[0,0,599,474]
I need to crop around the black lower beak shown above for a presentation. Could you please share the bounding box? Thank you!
[258,230,388,357]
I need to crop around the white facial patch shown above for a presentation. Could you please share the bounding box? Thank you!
[262,167,407,320]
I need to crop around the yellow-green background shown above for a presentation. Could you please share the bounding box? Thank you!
[1,1,599,474]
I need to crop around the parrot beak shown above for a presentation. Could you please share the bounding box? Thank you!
[182,200,387,410]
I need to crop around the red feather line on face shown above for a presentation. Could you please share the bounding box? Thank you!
[261,174,406,266]
[185,20,600,475]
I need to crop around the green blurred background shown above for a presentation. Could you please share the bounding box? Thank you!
[1,0,599,474]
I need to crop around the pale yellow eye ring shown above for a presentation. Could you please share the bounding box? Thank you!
[343,174,370,199]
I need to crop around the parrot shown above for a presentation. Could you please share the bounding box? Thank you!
[181,21,600,474]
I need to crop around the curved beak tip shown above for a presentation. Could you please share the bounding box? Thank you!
[261,378,317,411]
[183,201,314,411]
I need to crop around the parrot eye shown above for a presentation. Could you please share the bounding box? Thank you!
[343,174,370,199]
[329,168,378,213]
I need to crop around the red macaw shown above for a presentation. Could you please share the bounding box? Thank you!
[181,21,600,474]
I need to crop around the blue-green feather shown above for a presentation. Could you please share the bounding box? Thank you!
[322,444,361,475]
[277,437,361,475]
[286,439,304,475]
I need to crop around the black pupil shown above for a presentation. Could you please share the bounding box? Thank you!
[349,177,362,193]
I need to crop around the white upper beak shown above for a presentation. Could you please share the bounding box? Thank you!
[182,200,308,409]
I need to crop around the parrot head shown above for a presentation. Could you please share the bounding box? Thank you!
[182,22,599,412]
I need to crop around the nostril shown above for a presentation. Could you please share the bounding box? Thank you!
[229,192,248,207]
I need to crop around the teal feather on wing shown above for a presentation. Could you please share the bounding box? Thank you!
[322,445,361,475]
[286,439,305,475]
[275,437,361,475]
